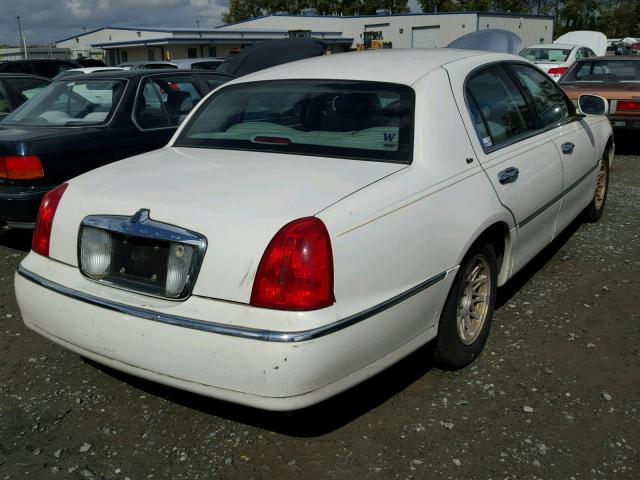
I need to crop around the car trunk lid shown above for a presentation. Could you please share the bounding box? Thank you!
[50,147,407,303]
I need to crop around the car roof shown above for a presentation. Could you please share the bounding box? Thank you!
[0,58,78,64]
[575,55,640,61]
[119,61,176,66]
[234,49,522,86]
[64,67,125,73]
[173,57,224,63]
[525,44,578,49]
[53,69,234,82]
[0,72,51,81]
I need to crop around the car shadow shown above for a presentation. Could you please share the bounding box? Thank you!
[0,227,32,252]
[85,342,437,437]
[495,216,582,308]
[613,133,639,155]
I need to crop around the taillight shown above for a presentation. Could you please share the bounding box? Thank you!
[0,154,44,180]
[32,183,68,257]
[617,101,640,111]
[251,217,334,311]
[547,67,569,76]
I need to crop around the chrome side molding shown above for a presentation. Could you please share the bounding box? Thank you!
[17,264,447,343]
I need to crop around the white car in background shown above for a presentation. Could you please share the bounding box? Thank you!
[15,50,614,411]
[53,66,125,80]
[520,31,608,81]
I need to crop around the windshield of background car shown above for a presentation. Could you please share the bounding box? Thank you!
[2,79,126,126]
[175,80,415,163]
[561,60,640,83]
[519,48,572,62]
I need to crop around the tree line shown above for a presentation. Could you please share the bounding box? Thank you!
[223,0,640,39]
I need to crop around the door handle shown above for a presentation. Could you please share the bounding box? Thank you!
[561,142,575,155]
[498,167,519,185]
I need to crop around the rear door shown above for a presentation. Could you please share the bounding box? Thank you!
[463,64,564,274]
[509,63,600,233]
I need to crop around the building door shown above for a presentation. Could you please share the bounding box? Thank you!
[411,26,440,48]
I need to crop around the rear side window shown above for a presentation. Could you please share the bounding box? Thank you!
[510,64,571,127]
[201,74,230,91]
[5,77,50,104]
[175,80,415,164]
[563,60,640,83]
[3,79,125,126]
[0,82,10,113]
[466,66,536,149]
[135,75,203,129]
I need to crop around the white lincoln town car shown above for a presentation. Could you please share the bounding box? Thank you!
[15,50,613,411]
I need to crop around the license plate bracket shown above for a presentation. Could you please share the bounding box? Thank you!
[109,232,170,295]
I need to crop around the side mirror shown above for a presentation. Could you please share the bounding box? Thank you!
[578,94,609,116]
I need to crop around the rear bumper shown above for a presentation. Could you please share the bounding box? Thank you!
[0,186,50,228]
[15,253,454,411]
[608,115,640,130]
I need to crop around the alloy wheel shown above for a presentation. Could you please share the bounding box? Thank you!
[456,254,492,345]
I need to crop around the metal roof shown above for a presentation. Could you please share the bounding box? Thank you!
[92,35,353,49]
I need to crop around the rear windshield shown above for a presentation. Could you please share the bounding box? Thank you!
[175,80,414,163]
[2,79,126,126]
[520,48,572,63]
[561,60,640,83]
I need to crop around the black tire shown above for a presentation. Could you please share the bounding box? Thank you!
[433,243,498,369]
[583,158,610,223]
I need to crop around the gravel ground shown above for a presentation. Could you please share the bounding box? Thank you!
[1,137,638,480]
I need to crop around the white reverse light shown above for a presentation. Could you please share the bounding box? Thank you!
[80,227,112,277]
[165,242,194,297]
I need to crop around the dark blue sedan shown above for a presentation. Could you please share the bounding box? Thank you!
[0,69,232,228]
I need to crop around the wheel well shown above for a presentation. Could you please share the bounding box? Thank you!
[604,136,614,164]
[468,222,509,281]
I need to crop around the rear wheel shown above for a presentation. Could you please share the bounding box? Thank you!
[434,243,497,369]
[583,158,609,223]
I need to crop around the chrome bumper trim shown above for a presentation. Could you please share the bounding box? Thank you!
[17,264,447,343]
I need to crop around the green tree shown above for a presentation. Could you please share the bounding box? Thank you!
[222,0,263,24]
[415,0,459,13]
[596,0,640,38]
[559,0,601,32]
[361,0,410,14]
[493,0,531,13]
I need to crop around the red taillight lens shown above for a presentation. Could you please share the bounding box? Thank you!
[0,155,44,180]
[32,183,68,257]
[251,217,334,311]
[617,101,640,111]
[547,67,569,76]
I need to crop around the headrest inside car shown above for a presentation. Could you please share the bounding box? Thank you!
[333,93,381,114]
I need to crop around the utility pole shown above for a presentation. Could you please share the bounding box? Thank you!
[16,16,27,59]
[194,19,200,29]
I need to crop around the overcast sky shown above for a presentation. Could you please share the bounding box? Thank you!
[0,0,421,46]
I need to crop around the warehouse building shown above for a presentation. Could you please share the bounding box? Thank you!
[55,11,554,65]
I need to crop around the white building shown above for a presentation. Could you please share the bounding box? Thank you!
[55,12,554,65]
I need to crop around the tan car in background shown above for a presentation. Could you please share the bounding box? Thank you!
[559,57,640,131]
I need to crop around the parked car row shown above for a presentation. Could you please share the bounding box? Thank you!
[559,57,640,131]
[10,48,615,411]
[515,30,640,131]
[0,58,106,78]
[518,31,607,81]
[0,69,233,228]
